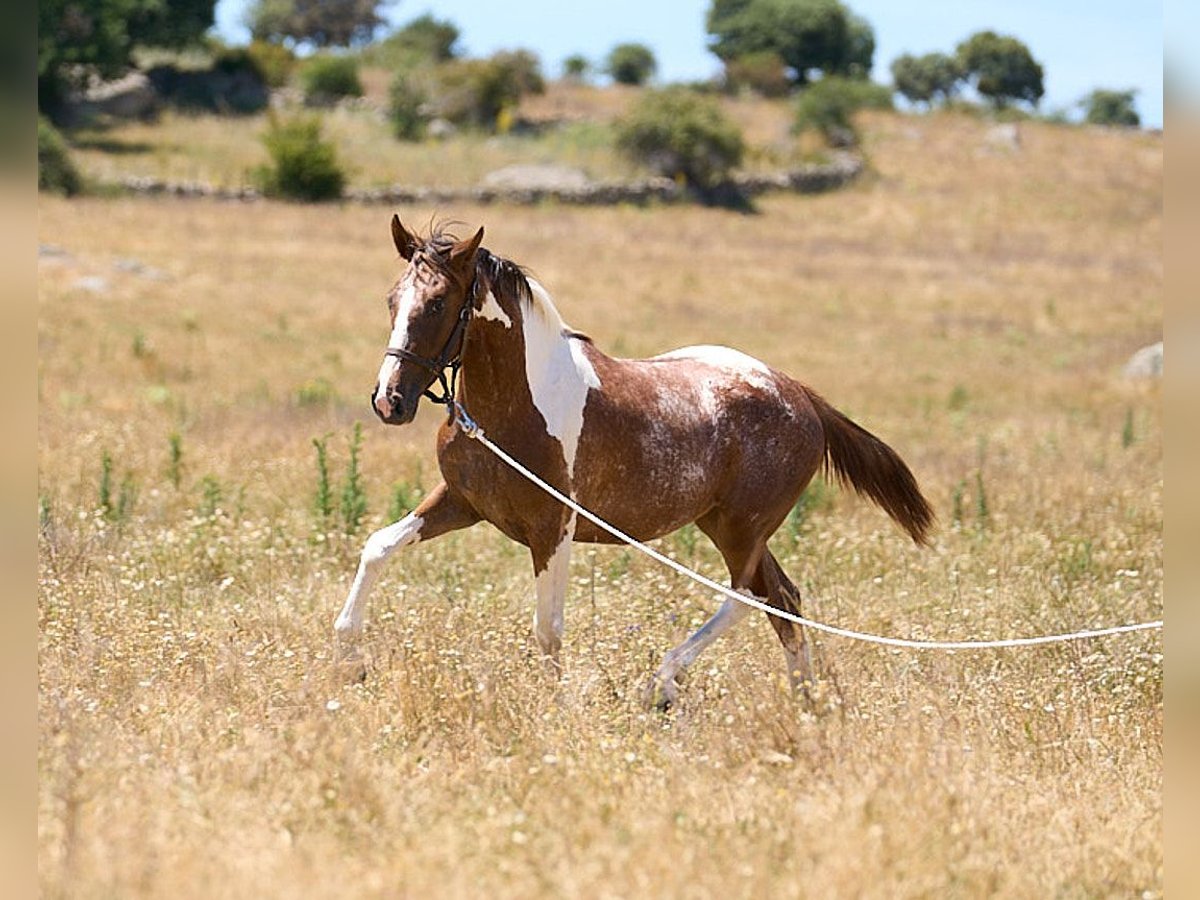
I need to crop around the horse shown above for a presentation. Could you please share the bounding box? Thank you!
[334,217,934,707]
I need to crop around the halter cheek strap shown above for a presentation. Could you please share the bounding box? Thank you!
[383,278,479,414]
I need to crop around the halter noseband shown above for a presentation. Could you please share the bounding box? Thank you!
[383,274,479,413]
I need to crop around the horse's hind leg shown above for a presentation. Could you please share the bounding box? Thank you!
[334,482,479,662]
[758,552,814,696]
[644,514,764,710]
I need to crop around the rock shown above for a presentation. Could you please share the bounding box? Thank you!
[72,276,109,294]
[426,118,457,140]
[984,122,1021,151]
[1123,341,1163,379]
[79,71,160,121]
[480,164,592,192]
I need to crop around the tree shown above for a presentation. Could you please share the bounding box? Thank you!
[891,52,963,107]
[384,14,459,63]
[247,0,389,48]
[562,54,591,83]
[956,31,1044,108]
[606,43,657,86]
[1081,89,1139,127]
[38,0,217,113]
[706,0,875,86]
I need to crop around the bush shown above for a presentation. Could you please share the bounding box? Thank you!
[615,87,744,189]
[723,51,791,97]
[890,52,963,107]
[794,75,892,144]
[388,71,428,140]
[1081,89,1140,127]
[956,31,1044,109]
[254,115,346,201]
[301,54,363,104]
[562,54,591,83]
[245,39,296,88]
[38,117,82,195]
[606,43,656,86]
[427,50,544,131]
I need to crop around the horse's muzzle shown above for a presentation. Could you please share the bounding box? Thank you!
[370,390,417,425]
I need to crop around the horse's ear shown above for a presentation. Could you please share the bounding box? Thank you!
[391,214,416,260]
[450,226,484,269]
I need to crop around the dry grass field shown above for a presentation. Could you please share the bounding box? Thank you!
[38,111,1162,897]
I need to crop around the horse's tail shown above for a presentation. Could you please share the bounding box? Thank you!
[804,388,935,546]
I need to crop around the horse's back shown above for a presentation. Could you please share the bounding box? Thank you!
[570,343,825,541]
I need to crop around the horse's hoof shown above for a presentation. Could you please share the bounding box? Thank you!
[643,678,677,713]
[335,647,368,684]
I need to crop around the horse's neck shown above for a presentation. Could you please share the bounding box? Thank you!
[462,280,599,470]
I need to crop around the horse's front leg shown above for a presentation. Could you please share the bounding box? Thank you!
[335,482,479,659]
[530,518,574,673]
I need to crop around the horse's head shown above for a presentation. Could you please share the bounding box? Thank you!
[372,216,484,425]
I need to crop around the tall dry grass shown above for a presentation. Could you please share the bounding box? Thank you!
[38,112,1161,897]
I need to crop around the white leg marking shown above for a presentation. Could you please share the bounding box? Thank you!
[532,528,572,660]
[648,593,753,705]
[334,513,424,644]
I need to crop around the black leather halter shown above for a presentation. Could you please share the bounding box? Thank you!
[382,276,478,411]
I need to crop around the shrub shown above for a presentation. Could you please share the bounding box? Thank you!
[371,14,460,68]
[428,50,544,131]
[254,115,346,202]
[388,71,428,140]
[1081,89,1140,127]
[890,52,963,107]
[245,39,296,88]
[301,54,363,104]
[616,87,744,189]
[606,42,656,86]
[793,75,891,144]
[38,117,82,195]
[723,51,792,98]
[562,54,591,83]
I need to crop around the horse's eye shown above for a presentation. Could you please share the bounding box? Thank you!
[430,297,445,314]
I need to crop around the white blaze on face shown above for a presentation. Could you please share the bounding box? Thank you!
[521,280,601,479]
[375,279,419,403]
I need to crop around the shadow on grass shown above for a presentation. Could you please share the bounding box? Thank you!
[70,135,156,155]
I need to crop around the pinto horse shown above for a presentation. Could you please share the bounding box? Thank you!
[335,218,934,706]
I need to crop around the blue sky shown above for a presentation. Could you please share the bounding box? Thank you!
[214,0,1164,126]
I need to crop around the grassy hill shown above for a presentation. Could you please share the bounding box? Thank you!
[65,79,838,190]
[38,100,1162,897]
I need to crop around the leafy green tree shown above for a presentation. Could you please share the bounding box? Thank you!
[723,50,791,97]
[606,43,657,86]
[427,50,544,131]
[1081,88,1140,127]
[956,31,1044,108]
[562,54,591,83]
[793,74,891,144]
[890,52,963,107]
[38,0,217,113]
[706,0,875,86]
[385,14,459,64]
[616,86,744,189]
[247,0,388,48]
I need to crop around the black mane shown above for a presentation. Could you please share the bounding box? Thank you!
[418,224,532,305]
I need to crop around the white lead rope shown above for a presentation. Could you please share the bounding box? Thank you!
[452,404,1163,650]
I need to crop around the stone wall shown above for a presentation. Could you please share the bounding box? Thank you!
[114,154,863,205]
